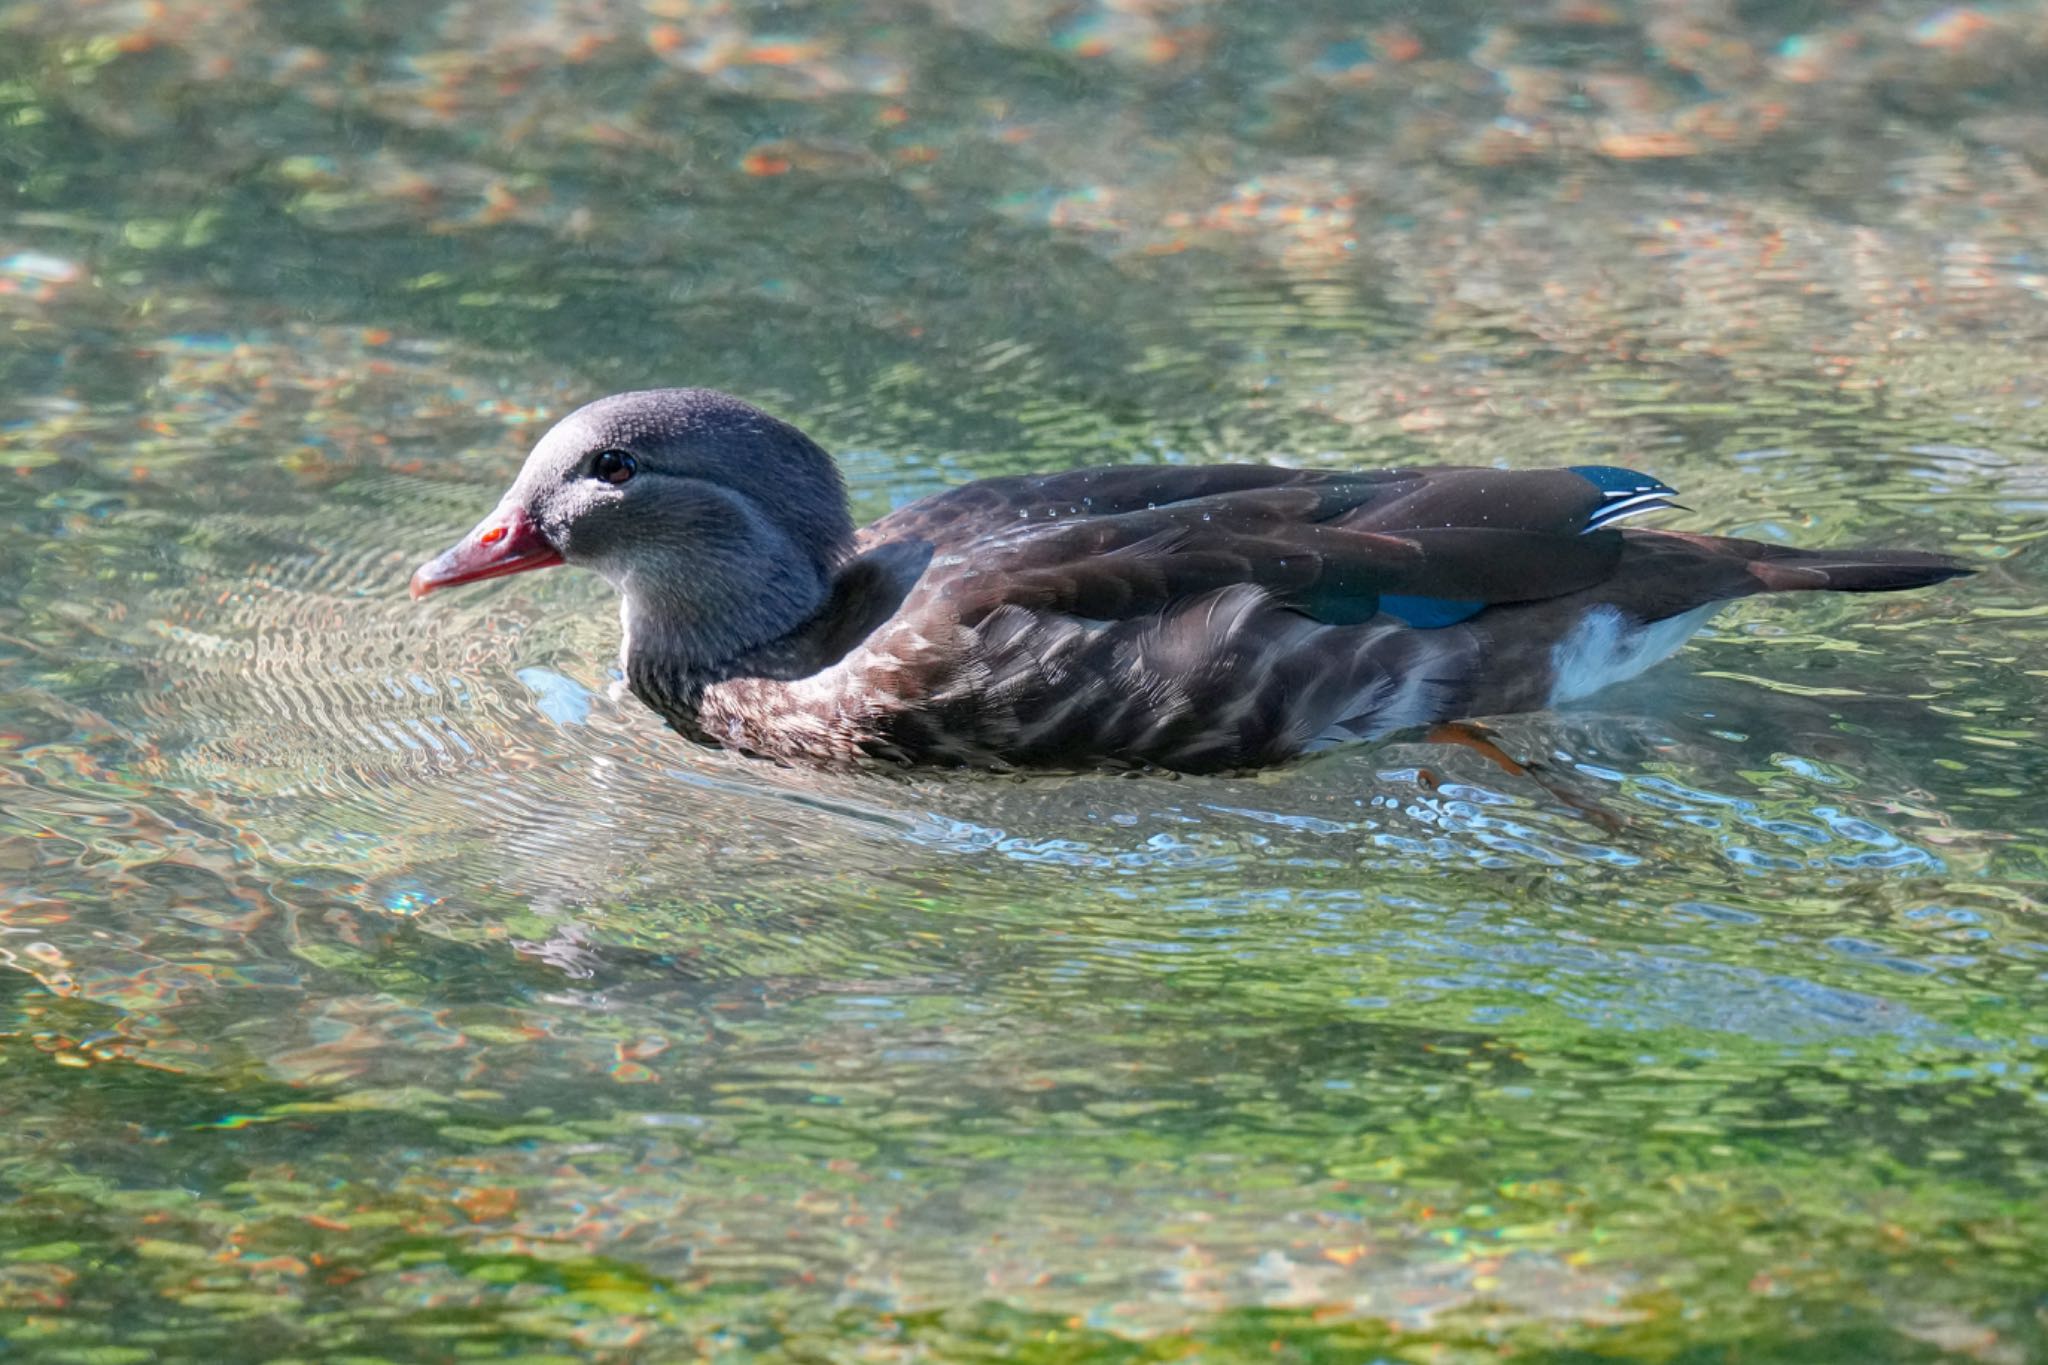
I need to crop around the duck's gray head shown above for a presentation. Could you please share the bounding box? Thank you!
[411,388,855,670]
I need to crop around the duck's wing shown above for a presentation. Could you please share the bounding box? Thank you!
[858,463,1383,552]
[886,462,1681,630]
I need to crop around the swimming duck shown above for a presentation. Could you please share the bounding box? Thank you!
[410,389,1969,773]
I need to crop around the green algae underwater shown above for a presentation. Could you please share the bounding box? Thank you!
[1,0,2046,1359]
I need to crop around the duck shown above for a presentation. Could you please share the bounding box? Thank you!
[410,388,1970,774]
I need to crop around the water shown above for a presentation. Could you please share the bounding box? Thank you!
[2,1,2045,1359]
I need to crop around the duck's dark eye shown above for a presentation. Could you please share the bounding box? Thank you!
[591,449,636,484]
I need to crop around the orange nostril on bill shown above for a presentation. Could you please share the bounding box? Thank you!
[411,506,563,598]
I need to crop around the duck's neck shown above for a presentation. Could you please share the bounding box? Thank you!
[618,585,819,743]
[617,541,929,746]
[618,597,716,742]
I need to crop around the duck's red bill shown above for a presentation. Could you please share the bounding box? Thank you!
[409,507,563,599]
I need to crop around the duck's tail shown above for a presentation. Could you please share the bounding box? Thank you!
[1617,530,1973,614]
[1730,539,1976,595]
[1415,528,1971,727]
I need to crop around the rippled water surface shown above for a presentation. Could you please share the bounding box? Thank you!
[3,1,2047,1359]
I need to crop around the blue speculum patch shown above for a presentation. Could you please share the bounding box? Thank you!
[1378,594,1487,628]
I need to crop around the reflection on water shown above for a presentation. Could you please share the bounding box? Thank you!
[2,0,2046,1358]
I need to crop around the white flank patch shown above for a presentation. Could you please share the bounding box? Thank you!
[1547,603,1720,706]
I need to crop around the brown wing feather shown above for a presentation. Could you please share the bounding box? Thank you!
[872,465,1635,630]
